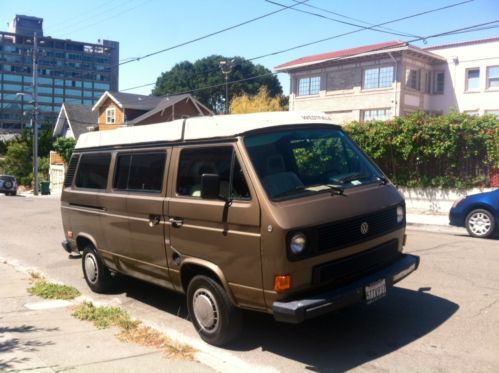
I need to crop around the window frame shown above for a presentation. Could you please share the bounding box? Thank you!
[297,76,321,96]
[433,71,445,95]
[486,65,499,90]
[175,145,251,201]
[361,108,392,122]
[465,67,480,92]
[105,107,116,124]
[112,150,167,194]
[406,68,420,91]
[362,65,394,90]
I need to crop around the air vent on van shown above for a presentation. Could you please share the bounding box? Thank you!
[63,155,79,187]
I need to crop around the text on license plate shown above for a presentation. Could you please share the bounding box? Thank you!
[365,279,387,304]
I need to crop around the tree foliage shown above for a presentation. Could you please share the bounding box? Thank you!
[152,55,283,113]
[345,111,499,189]
[229,86,286,114]
[53,137,76,165]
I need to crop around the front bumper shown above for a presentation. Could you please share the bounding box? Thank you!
[61,239,77,254]
[273,254,420,323]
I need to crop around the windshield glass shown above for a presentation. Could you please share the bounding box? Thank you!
[244,127,384,201]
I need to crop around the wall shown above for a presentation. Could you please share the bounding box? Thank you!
[98,98,124,131]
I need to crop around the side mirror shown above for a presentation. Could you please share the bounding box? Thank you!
[201,174,220,199]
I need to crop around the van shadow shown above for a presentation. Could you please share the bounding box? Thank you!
[115,277,457,371]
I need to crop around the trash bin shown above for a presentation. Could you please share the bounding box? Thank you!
[40,181,50,195]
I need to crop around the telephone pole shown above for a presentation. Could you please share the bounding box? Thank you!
[32,32,39,196]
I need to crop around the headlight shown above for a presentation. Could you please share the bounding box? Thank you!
[397,205,405,223]
[289,232,307,255]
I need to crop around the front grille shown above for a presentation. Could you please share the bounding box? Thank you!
[63,155,79,188]
[316,206,402,253]
[312,239,400,286]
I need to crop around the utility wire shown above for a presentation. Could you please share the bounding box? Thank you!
[121,20,499,94]
[121,1,480,91]
[266,0,421,38]
[118,0,309,67]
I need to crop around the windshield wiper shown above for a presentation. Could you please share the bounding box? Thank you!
[337,173,368,184]
[377,176,389,185]
[325,184,344,196]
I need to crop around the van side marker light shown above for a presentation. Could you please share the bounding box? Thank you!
[267,225,273,232]
[274,274,292,292]
[67,231,73,238]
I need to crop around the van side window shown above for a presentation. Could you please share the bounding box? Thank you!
[177,147,250,200]
[113,152,166,192]
[75,153,111,189]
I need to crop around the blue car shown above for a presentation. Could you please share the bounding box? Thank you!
[449,189,499,238]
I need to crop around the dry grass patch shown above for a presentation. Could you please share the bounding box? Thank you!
[72,302,195,359]
[28,273,80,300]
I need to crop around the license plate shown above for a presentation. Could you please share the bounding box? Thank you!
[365,279,386,304]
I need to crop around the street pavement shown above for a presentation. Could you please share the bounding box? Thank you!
[1,192,498,372]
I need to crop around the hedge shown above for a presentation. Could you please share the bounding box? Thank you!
[344,112,499,189]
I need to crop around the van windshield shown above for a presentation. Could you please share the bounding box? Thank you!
[244,127,385,201]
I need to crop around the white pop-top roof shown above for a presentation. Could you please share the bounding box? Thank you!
[75,111,337,149]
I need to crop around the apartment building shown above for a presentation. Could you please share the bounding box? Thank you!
[0,15,119,132]
[275,37,499,123]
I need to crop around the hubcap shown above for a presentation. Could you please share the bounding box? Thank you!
[469,212,491,236]
[192,288,219,333]
[84,254,98,284]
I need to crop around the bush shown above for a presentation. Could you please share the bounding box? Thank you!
[345,112,499,189]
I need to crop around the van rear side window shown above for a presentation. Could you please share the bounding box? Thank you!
[113,152,166,192]
[75,153,111,189]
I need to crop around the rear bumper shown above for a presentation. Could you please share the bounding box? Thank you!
[272,254,420,323]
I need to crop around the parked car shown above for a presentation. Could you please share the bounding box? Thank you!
[449,189,499,238]
[0,175,18,196]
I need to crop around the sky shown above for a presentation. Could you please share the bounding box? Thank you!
[1,0,498,96]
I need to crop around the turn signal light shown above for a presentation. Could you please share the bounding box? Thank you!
[274,274,292,292]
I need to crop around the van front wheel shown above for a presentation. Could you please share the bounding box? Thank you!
[187,275,242,346]
[82,245,113,293]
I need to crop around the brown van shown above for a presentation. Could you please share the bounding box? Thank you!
[60,111,419,346]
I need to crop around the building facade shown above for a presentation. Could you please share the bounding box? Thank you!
[0,15,119,133]
[275,38,499,123]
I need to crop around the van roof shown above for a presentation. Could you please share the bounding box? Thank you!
[75,111,337,149]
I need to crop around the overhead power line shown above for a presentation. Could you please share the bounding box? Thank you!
[121,20,499,95]
[118,0,309,67]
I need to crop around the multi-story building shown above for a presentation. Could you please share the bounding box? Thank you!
[0,15,119,133]
[275,37,499,123]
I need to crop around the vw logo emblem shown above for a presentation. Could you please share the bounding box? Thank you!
[360,222,369,235]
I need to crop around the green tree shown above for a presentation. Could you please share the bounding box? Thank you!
[152,55,282,113]
[3,141,32,185]
[53,137,76,165]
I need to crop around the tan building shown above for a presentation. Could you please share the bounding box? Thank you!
[275,37,499,123]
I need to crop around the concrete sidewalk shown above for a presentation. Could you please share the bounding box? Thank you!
[0,261,213,373]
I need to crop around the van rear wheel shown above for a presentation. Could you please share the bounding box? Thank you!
[82,245,113,293]
[187,275,242,346]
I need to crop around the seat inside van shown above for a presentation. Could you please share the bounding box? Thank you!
[262,154,304,198]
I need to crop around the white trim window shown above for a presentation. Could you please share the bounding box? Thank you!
[105,108,116,124]
[486,66,499,89]
[362,108,392,122]
[406,69,420,91]
[466,68,480,91]
[297,76,321,96]
[363,66,394,89]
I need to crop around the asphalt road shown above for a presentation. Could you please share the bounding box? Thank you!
[1,194,498,372]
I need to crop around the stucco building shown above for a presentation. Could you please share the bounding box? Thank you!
[275,37,499,123]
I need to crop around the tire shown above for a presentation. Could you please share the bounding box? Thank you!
[186,275,242,346]
[465,209,496,238]
[82,245,114,293]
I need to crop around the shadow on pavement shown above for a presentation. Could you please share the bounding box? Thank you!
[112,276,458,371]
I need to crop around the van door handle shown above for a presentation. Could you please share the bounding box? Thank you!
[169,217,183,228]
[148,215,161,227]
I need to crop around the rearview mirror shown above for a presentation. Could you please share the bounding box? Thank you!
[201,174,220,199]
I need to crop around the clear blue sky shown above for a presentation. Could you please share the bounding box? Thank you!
[1,0,498,96]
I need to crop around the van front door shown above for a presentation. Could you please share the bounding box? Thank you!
[167,145,263,309]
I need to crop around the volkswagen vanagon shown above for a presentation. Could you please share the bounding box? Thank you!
[60,111,419,345]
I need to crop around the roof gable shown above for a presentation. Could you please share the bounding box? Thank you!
[92,91,163,111]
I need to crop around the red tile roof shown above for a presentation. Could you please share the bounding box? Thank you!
[424,36,499,51]
[275,40,407,70]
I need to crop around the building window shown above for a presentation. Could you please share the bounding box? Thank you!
[106,108,116,124]
[486,66,499,89]
[406,69,420,90]
[297,76,320,96]
[433,72,445,94]
[463,110,479,116]
[466,68,480,91]
[363,66,394,89]
[362,108,392,122]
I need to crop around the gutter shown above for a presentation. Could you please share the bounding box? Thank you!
[388,52,398,117]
